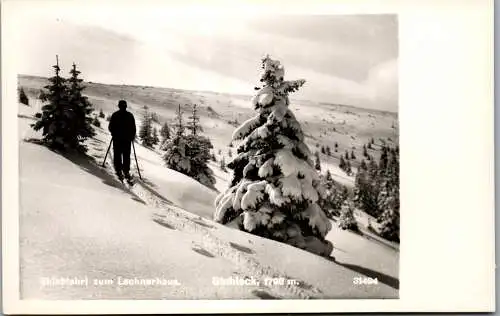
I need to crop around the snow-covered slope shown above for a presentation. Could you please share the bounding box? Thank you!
[18,102,398,299]
[19,74,399,190]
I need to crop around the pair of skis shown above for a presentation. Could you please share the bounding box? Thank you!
[102,138,142,187]
[118,174,135,187]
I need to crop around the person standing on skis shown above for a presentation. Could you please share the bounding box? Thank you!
[108,100,136,182]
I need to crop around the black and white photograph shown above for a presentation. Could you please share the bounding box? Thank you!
[2,0,494,314]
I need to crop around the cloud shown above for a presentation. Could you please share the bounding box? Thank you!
[12,5,398,112]
[15,19,140,82]
[364,59,399,111]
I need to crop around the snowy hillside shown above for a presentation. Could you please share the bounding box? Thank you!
[19,75,398,188]
[18,99,398,299]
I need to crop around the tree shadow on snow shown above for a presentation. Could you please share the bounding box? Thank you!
[138,180,174,206]
[153,218,176,230]
[251,289,280,300]
[191,246,215,258]
[29,142,147,203]
[229,242,254,255]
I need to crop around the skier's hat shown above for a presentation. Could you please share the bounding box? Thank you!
[118,100,127,109]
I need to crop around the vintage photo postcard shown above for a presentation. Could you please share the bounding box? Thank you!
[2,0,494,314]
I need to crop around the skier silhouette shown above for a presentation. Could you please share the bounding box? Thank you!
[108,100,136,181]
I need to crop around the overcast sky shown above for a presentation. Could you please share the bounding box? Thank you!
[13,3,398,112]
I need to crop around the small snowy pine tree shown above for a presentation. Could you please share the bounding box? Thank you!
[339,156,346,171]
[376,147,399,242]
[139,107,154,147]
[338,200,358,231]
[314,151,321,171]
[346,160,352,176]
[184,134,215,187]
[163,105,191,174]
[92,115,101,127]
[152,127,160,146]
[186,103,203,136]
[99,109,105,118]
[163,104,215,187]
[214,56,333,257]
[160,122,170,141]
[19,87,29,105]
[32,57,95,152]
[325,169,332,182]
[220,156,226,171]
[66,62,95,150]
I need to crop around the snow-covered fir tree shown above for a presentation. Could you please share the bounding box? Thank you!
[314,151,321,171]
[163,105,191,174]
[338,200,358,231]
[185,103,215,187]
[354,143,400,242]
[339,156,346,171]
[360,159,368,171]
[186,103,202,136]
[354,158,380,218]
[139,107,154,147]
[32,57,95,152]
[345,160,352,176]
[376,147,399,242]
[214,56,333,257]
[19,87,29,105]
[92,115,101,127]
[220,156,227,171]
[325,169,332,182]
[66,63,95,149]
[152,127,160,146]
[318,170,347,218]
[160,122,171,143]
[99,109,105,118]
[184,133,215,187]
[163,104,215,187]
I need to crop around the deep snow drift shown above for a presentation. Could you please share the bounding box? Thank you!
[18,92,398,299]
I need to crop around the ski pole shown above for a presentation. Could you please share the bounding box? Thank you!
[102,138,113,167]
[132,140,142,180]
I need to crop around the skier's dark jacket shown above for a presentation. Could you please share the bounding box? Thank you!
[108,109,136,142]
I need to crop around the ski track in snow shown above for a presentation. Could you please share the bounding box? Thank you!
[100,163,323,299]
[18,100,398,300]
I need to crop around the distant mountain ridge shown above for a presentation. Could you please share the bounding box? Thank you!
[18,74,398,116]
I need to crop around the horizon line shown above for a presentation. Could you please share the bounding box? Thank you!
[18,73,398,115]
